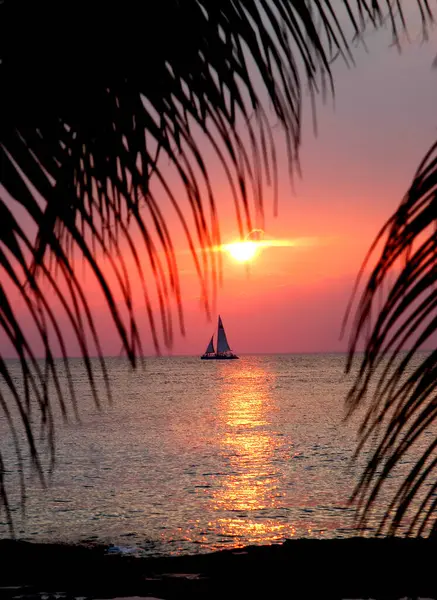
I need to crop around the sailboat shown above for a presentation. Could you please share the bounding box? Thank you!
[201,316,239,360]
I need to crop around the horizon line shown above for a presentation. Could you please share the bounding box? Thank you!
[2,348,435,361]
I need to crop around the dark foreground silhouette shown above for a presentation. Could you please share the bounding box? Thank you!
[1,537,437,599]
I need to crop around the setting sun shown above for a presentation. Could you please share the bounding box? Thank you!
[215,234,319,264]
[227,241,258,263]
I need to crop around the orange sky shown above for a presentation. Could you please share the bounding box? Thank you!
[160,30,437,356]
[3,23,437,358]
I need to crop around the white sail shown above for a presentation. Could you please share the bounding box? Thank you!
[204,335,214,354]
[217,316,231,353]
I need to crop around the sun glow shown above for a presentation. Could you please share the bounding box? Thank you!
[211,233,320,264]
[227,241,258,263]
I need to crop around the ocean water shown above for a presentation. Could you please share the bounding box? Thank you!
[0,354,432,556]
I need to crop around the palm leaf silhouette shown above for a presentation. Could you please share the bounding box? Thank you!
[347,139,437,535]
[0,0,435,530]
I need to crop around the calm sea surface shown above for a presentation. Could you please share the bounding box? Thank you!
[0,354,432,556]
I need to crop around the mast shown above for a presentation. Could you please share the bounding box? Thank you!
[216,315,231,353]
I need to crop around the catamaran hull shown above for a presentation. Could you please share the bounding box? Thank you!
[201,355,239,360]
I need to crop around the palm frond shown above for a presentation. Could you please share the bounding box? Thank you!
[0,0,434,523]
[347,140,437,535]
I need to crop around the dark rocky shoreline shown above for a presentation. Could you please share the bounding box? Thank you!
[1,537,437,599]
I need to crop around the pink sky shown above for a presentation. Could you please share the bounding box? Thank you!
[3,23,437,358]
[169,30,437,356]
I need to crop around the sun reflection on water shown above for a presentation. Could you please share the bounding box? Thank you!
[208,362,297,547]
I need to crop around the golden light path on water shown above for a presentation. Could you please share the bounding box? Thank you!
[205,363,298,547]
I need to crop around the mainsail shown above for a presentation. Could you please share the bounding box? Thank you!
[204,335,214,354]
[217,316,231,353]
